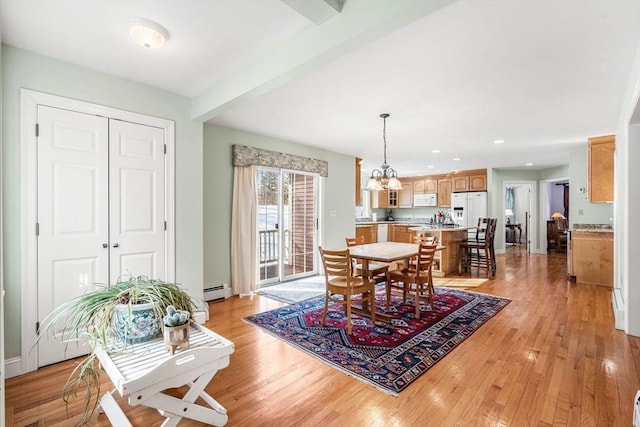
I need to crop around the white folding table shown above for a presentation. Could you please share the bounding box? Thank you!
[96,323,234,426]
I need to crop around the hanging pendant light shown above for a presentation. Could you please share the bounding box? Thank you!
[365,113,402,191]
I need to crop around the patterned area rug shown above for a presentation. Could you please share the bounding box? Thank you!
[244,287,510,394]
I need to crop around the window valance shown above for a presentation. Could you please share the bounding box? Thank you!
[232,144,328,177]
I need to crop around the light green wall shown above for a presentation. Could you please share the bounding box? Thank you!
[568,145,614,225]
[203,124,355,287]
[1,45,204,359]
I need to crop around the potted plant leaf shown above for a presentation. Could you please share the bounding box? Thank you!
[35,275,199,425]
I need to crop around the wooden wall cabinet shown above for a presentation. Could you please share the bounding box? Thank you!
[398,178,414,208]
[469,174,487,191]
[588,135,615,203]
[414,179,437,194]
[371,189,398,209]
[437,179,453,207]
[452,176,469,192]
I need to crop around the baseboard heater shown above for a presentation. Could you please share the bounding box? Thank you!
[204,284,231,302]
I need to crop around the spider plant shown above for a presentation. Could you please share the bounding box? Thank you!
[35,275,198,425]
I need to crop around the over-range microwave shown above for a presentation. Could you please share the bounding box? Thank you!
[414,193,438,207]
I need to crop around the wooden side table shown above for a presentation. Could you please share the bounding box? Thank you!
[96,323,234,426]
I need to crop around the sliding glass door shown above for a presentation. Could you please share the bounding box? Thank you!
[257,168,318,285]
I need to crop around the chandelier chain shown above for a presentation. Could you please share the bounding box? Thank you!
[382,115,387,165]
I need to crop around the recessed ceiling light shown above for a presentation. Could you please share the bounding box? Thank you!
[493,140,505,144]
[129,18,170,49]
[427,165,435,168]
[525,162,533,166]
[432,149,440,153]
[453,157,460,161]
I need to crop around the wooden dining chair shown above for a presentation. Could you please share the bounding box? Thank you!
[386,243,438,319]
[459,218,497,277]
[318,246,377,335]
[345,236,390,284]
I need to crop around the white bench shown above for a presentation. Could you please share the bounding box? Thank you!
[96,323,234,426]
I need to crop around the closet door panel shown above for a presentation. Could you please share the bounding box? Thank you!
[109,120,166,282]
[36,105,109,366]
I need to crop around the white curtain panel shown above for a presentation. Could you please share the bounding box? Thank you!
[231,165,258,295]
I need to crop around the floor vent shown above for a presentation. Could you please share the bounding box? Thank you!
[204,283,231,301]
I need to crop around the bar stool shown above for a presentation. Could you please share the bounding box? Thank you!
[459,218,497,277]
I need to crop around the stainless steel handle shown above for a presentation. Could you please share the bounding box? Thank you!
[113,243,119,248]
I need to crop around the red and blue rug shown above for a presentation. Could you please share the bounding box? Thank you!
[244,287,510,394]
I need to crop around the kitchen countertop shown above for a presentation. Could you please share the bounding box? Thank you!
[572,223,613,233]
[356,221,471,231]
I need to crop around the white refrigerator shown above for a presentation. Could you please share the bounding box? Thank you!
[452,192,488,229]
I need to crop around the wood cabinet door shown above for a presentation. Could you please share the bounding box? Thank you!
[398,179,413,207]
[438,179,452,207]
[371,190,388,208]
[425,179,438,193]
[588,135,614,202]
[469,174,487,191]
[452,176,469,192]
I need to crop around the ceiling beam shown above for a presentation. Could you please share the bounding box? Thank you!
[281,0,344,25]
[191,0,456,123]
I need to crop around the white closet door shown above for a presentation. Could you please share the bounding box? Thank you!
[37,106,109,366]
[109,120,166,282]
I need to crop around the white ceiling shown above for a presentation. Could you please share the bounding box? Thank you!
[2,0,639,176]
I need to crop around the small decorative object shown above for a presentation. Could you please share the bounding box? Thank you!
[163,304,191,355]
[437,210,445,224]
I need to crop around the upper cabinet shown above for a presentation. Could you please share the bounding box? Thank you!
[588,135,615,203]
[398,178,414,208]
[451,169,487,192]
[469,173,487,191]
[414,178,438,194]
[452,176,469,192]
[366,168,486,209]
[437,179,453,207]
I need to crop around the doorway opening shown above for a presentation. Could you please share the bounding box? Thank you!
[502,181,536,255]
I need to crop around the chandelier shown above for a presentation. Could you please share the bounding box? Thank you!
[365,113,402,191]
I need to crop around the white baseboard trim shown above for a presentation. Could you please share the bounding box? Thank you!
[5,357,23,379]
[612,288,625,330]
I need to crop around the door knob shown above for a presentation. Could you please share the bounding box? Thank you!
[113,243,120,248]
[102,243,108,248]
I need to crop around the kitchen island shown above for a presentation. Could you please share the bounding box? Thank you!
[408,225,472,277]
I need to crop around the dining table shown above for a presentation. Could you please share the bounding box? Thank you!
[347,241,444,322]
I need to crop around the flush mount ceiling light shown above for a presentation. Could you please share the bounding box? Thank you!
[365,113,402,191]
[129,18,170,49]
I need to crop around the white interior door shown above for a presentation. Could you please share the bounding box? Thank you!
[36,109,167,367]
[37,106,109,366]
[109,120,166,281]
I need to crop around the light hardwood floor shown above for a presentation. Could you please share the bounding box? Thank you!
[6,250,640,426]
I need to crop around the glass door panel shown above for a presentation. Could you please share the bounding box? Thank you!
[258,168,317,285]
[257,169,280,283]
[282,172,316,280]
